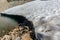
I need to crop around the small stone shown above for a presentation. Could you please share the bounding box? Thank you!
[15,37,21,40]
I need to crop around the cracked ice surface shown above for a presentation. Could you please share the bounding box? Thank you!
[2,0,60,40]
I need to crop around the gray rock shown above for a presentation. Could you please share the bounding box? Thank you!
[15,37,21,40]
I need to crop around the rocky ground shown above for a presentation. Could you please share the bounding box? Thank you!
[0,25,32,40]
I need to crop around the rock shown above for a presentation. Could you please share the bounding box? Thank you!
[1,35,11,40]
[15,37,21,40]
